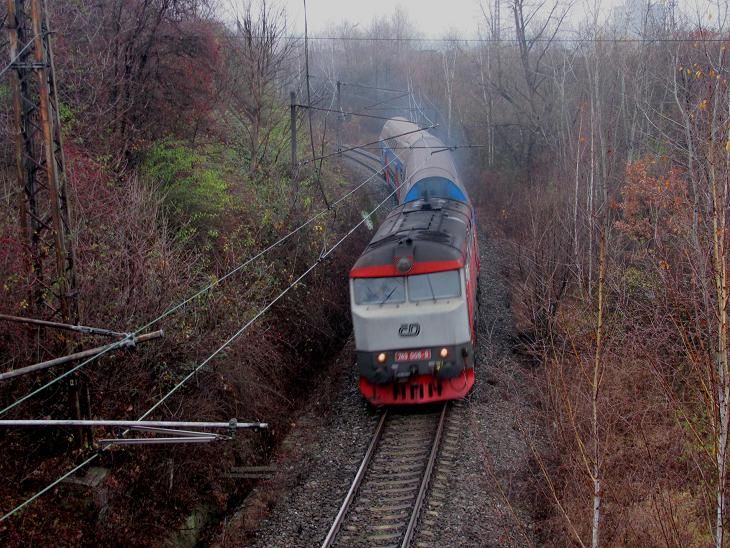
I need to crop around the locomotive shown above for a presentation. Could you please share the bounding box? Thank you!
[349,118,479,405]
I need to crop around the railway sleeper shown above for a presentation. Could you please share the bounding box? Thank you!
[362,489,418,499]
[380,438,434,448]
[358,493,417,504]
[367,470,422,480]
[371,460,427,471]
[354,507,410,518]
[367,531,403,542]
[366,478,421,488]
[370,522,408,532]
[380,434,435,444]
[378,446,431,456]
[376,450,430,460]
[365,503,413,513]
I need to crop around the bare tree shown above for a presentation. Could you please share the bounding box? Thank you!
[226,0,295,176]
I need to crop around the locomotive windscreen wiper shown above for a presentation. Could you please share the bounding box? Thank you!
[425,274,437,301]
[379,285,398,305]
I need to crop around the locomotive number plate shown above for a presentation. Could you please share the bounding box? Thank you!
[395,349,431,362]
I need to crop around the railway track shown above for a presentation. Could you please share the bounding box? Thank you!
[341,146,385,179]
[321,404,448,548]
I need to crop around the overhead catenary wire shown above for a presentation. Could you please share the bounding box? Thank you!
[310,73,433,135]
[295,104,416,123]
[362,92,411,111]
[300,124,437,166]
[0,158,398,417]
[0,169,406,523]
[355,144,486,151]
[310,76,420,119]
[0,454,100,523]
[308,76,409,95]
[286,35,730,44]
[358,107,423,112]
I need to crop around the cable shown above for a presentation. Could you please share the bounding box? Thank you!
[0,454,99,523]
[363,107,421,111]
[312,76,432,129]
[362,92,411,110]
[307,77,409,94]
[0,159,398,417]
[284,35,730,44]
[354,144,486,151]
[341,81,410,93]
[300,124,437,166]
[1,171,405,523]
[296,104,414,123]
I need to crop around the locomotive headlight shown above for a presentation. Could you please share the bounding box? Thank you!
[439,347,449,359]
[377,352,387,364]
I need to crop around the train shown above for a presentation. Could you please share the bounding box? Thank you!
[349,118,479,406]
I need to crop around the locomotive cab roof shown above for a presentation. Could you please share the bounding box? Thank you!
[350,198,472,278]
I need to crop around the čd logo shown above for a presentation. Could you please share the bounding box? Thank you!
[398,323,420,337]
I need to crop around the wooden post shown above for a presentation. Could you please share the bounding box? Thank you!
[290,91,297,173]
[336,81,342,152]
[31,0,69,322]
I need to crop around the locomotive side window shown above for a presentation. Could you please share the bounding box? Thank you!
[407,270,461,301]
[353,277,406,305]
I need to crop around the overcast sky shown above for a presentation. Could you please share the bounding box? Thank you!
[271,0,722,39]
[290,0,490,37]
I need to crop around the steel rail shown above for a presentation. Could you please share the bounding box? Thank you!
[321,410,388,548]
[401,403,448,548]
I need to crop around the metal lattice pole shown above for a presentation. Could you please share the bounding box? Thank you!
[6,0,79,323]
[6,0,86,444]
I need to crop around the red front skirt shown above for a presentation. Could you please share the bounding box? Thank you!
[359,370,475,406]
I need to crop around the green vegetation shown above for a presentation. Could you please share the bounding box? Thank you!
[142,140,231,245]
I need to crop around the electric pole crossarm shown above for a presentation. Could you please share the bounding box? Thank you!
[0,419,269,429]
[0,330,164,381]
[0,313,129,338]
[99,436,222,446]
[0,419,270,446]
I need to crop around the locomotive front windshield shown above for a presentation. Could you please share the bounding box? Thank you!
[353,270,461,305]
[407,271,461,301]
[353,277,406,305]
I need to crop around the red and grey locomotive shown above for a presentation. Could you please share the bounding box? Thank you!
[349,119,479,405]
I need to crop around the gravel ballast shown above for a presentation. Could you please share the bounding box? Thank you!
[215,233,546,547]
